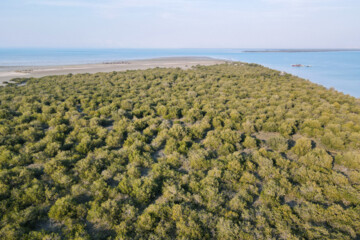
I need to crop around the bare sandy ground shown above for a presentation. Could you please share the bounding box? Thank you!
[0,57,227,85]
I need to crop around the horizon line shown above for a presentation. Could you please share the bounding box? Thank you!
[1,47,360,50]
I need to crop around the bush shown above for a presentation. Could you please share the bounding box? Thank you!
[279,119,298,136]
[268,136,288,152]
[291,137,312,156]
[242,136,258,149]
[169,124,187,140]
[48,196,87,223]
[335,152,360,170]
[321,132,344,150]
[299,148,333,169]
[189,149,212,170]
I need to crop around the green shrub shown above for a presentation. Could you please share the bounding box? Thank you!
[48,196,87,222]
[268,136,288,152]
[321,132,345,150]
[242,136,258,149]
[291,137,312,156]
[279,119,298,136]
[189,149,212,170]
[299,148,333,169]
[335,151,360,170]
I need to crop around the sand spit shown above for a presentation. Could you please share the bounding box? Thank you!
[0,57,227,85]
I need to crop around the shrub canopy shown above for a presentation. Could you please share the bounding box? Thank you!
[0,63,360,239]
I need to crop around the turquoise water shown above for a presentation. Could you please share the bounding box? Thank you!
[0,48,359,97]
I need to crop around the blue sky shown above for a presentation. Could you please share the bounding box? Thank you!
[0,0,359,48]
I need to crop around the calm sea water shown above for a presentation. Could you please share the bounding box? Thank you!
[0,48,359,98]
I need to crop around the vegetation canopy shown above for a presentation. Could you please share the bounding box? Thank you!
[0,63,360,239]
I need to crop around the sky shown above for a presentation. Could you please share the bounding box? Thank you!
[0,0,359,48]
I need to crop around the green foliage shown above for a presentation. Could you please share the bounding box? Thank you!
[268,135,288,152]
[279,119,298,136]
[242,135,258,149]
[291,137,313,156]
[321,132,345,150]
[1,63,360,239]
[335,151,360,170]
[299,148,333,169]
[49,196,87,223]
[189,149,212,170]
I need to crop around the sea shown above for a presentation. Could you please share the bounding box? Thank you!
[0,48,359,98]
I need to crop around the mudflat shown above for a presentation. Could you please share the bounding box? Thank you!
[0,57,227,85]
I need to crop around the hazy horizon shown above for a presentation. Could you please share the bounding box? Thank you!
[1,47,360,50]
[1,0,359,49]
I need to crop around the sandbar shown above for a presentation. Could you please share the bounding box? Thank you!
[0,57,228,85]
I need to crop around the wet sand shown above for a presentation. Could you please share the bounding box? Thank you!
[0,57,227,85]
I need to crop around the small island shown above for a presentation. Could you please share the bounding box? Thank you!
[292,64,311,67]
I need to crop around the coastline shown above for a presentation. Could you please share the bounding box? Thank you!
[0,54,358,99]
[0,57,228,85]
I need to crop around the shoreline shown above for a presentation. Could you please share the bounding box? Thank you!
[0,57,228,85]
[1,56,358,99]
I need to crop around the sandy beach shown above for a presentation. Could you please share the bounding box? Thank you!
[0,57,227,85]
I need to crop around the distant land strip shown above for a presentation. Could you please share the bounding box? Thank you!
[243,49,360,53]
